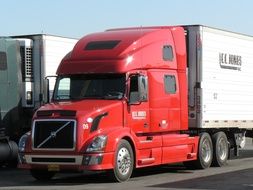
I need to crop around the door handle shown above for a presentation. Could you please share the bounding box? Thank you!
[144,123,149,128]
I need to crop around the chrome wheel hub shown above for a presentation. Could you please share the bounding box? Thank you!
[202,138,212,163]
[218,138,227,160]
[117,147,131,176]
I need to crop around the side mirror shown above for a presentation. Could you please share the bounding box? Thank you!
[43,75,57,104]
[43,78,50,104]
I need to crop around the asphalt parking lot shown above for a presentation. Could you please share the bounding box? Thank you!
[0,139,252,190]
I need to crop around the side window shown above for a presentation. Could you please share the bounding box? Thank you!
[56,78,70,99]
[0,52,7,70]
[163,45,173,61]
[164,75,177,94]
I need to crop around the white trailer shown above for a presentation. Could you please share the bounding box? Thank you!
[14,35,78,108]
[186,25,253,158]
[0,34,77,164]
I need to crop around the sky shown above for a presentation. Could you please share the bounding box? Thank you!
[1,0,253,39]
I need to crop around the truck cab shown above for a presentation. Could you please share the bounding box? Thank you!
[18,27,199,182]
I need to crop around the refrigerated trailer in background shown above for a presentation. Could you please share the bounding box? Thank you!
[18,25,253,182]
[0,35,77,164]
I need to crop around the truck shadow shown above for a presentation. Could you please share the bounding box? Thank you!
[148,168,253,190]
[32,164,191,185]
[31,148,253,185]
[0,164,191,187]
[30,164,192,186]
[230,148,253,159]
[0,149,252,187]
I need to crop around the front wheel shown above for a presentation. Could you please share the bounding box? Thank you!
[30,169,55,181]
[112,139,134,182]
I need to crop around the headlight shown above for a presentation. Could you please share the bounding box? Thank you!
[86,135,107,153]
[18,132,29,152]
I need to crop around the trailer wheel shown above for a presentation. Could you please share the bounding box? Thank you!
[184,132,213,169]
[112,139,134,182]
[30,169,55,181]
[212,132,228,167]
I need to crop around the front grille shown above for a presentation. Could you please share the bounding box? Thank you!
[33,119,76,150]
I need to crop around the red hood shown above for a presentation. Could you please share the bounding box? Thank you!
[33,100,124,153]
[37,100,123,118]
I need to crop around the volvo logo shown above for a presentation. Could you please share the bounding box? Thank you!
[50,131,57,138]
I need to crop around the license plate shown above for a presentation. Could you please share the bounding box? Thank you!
[48,164,60,171]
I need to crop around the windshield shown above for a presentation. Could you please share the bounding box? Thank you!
[53,74,126,100]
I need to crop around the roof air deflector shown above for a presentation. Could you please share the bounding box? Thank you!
[84,40,120,50]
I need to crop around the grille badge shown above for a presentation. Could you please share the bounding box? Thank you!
[50,131,57,138]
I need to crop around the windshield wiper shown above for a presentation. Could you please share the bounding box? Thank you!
[57,93,124,101]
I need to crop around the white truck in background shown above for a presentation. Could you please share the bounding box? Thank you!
[0,34,77,165]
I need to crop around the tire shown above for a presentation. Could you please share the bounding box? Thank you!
[8,141,18,162]
[0,140,18,167]
[212,132,228,167]
[184,132,213,169]
[112,139,134,182]
[30,169,55,181]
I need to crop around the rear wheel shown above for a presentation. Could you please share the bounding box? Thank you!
[112,139,134,182]
[184,132,213,169]
[212,132,228,167]
[30,169,55,181]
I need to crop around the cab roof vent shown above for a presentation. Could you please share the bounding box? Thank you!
[84,40,120,50]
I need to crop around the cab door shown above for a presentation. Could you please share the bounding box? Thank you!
[126,73,163,165]
[126,73,150,135]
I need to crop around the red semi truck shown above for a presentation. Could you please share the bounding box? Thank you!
[18,25,253,182]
